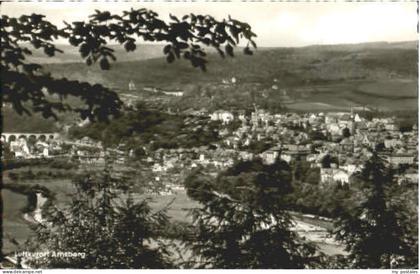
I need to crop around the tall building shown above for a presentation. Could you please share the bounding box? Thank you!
[128,80,136,91]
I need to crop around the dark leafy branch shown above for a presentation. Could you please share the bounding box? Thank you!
[1,10,257,121]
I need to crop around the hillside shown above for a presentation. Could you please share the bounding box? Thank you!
[26,44,166,64]
[4,41,417,132]
[40,41,417,112]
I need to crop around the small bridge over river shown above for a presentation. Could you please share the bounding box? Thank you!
[1,133,61,143]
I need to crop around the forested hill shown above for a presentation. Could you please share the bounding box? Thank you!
[42,41,417,86]
[39,41,417,112]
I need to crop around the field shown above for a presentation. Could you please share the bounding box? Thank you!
[2,189,33,254]
[285,80,417,112]
[42,41,417,112]
[2,176,76,255]
[3,176,346,256]
[137,190,199,222]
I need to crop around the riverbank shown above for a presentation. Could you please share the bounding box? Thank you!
[3,182,347,259]
[2,183,51,254]
[141,188,347,256]
[23,193,47,224]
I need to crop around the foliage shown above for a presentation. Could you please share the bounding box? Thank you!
[243,139,272,154]
[309,130,327,141]
[69,106,220,149]
[286,180,352,218]
[332,154,418,268]
[2,158,78,171]
[342,127,351,138]
[183,159,319,268]
[7,169,76,181]
[320,154,339,168]
[1,10,256,121]
[26,163,175,268]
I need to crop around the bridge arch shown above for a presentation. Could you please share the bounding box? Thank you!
[2,133,60,143]
[28,135,37,145]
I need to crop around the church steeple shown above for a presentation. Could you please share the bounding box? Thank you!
[128,80,136,91]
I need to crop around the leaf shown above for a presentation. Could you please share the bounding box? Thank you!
[250,40,257,49]
[183,51,191,60]
[216,48,225,58]
[32,40,42,49]
[163,44,171,54]
[166,52,175,63]
[69,36,81,46]
[124,40,136,52]
[177,42,189,49]
[225,44,234,57]
[99,57,110,70]
[44,46,55,57]
[79,43,90,58]
[243,47,253,55]
[86,57,92,66]
[169,13,179,23]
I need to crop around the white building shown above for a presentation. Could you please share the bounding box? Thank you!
[10,139,30,158]
[320,168,350,184]
[210,110,234,125]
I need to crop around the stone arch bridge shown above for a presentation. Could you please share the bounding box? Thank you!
[1,133,61,143]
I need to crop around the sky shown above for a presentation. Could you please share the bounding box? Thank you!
[2,0,418,47]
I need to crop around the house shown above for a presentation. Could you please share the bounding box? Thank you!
[306,153,319,162]
[238,151,254,161]
[260,146,281,165]
[385,123,399,131]
[386,154,415,166]
[35,141,49,157]
[280,147,311,163]
[397,172,418,185]
[10,139,30,158]
[340,138,354,151]
[210,110,234,124]
[325,114,338,124]
[341,164,363,175]
[320,168,350,184]
[162,91,184,97]
[143,87,159,93]
[326,123,341,135]
[237,110,247,122]
[384,138,402,149]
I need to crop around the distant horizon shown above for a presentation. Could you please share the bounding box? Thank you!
[3,1,417,47]
[37,39,419,49]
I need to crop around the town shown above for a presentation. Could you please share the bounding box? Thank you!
[3,106,418,189]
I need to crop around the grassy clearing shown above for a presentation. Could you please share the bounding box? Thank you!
[136,190,199,223]
[2,189,33,254]
[357,80,417,98]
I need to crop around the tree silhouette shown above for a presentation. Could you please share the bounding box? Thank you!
[1,9,256,122]
[342,127,351,138]
[184,159,319,268]
[27,160,175,268]
[332,154,417,268]
[320,154,338,168]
